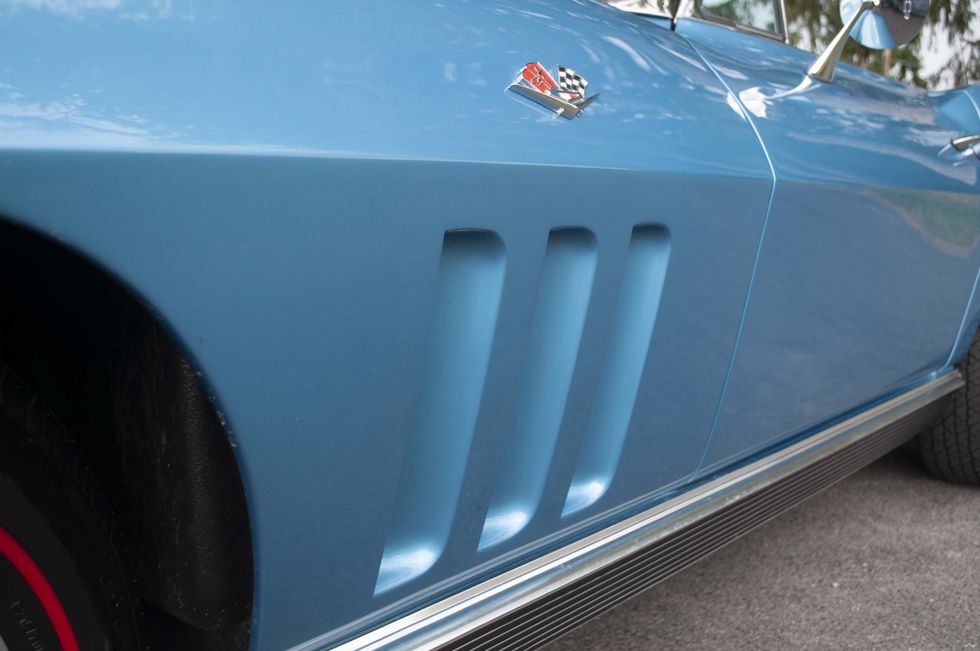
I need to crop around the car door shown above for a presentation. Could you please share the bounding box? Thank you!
[674,3,980,474]
[345,5,778,626]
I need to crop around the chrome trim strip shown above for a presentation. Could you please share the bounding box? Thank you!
[301,372,961,651]
[778,0,789,43]
[507,84,599,119]
[951,134,980,151]
[601,0,674,20]
[674,0,695,25]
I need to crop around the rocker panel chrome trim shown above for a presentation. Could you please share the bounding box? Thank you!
[303,371,961,651]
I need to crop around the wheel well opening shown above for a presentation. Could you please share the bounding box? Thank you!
[0,218,252,650]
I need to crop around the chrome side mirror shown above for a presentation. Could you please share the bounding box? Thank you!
[807,0,929,82]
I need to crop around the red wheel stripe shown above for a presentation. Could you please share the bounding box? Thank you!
[0,526,80,651]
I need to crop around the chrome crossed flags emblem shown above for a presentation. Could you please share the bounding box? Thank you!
[508,62,599,119]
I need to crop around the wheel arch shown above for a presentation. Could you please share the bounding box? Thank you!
[0,216,253,645]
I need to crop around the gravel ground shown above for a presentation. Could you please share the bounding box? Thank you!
[546,446,980,650]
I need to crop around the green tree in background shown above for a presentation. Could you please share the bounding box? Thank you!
[784,0,979,87]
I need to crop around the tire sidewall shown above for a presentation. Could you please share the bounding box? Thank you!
[0,410,134,651]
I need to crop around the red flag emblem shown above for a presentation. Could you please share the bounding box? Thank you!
[520,62,557,94]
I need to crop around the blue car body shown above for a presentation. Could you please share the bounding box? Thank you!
[0,1,977,649]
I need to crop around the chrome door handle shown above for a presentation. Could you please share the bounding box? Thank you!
[951,134,980,151]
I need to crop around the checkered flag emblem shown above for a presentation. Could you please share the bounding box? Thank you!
[557,66,588,101]
[509,61,597,118]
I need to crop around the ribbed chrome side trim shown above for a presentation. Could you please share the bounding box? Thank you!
[305,372,961,651]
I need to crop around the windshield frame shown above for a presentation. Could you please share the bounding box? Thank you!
[688,0,789,42]
[601,0,789,44]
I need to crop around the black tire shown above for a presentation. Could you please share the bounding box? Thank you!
[918,332,980,485]
[0,365,139,651]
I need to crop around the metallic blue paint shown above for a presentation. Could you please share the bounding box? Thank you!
[944,87,980,366]
[674,19,980,474]
[480,227,598,551]
[0,2,977,649]
[0,2,774,648]
[562,224,672,517]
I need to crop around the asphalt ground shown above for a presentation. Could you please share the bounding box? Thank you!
[546,445,980,650]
